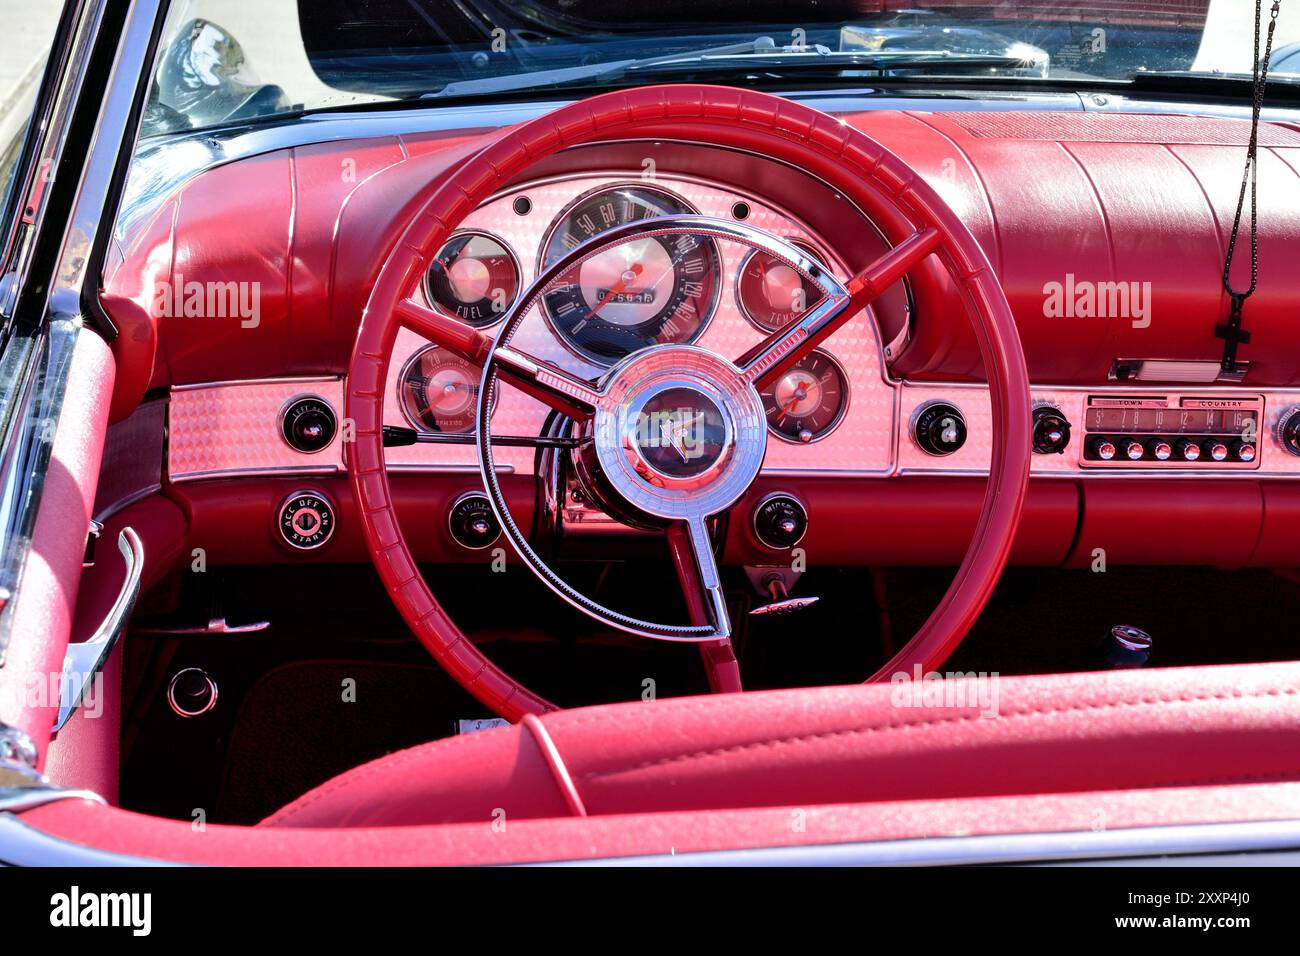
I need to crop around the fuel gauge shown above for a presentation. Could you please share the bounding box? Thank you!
[425,232,520,327]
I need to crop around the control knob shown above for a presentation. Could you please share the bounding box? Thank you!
[1031,406,1071,454]
[753,494,808,551]
[1205,440,1230,462]
[281,397,337,453]
[1146,439,1172,461]
[913,403,967,456]
[1280,408,1300,456]
[1090,437,1117,461]
[449,493,501,550]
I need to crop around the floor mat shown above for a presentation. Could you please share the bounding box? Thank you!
[217,659,464,825]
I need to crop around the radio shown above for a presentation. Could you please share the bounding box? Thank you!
[1081,395,1262,468]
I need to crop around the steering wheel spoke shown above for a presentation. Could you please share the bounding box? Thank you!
[739,226,942,390]
[666,517,732,640]
[396,298,600,420]
[396,298,493,365]
[667,517,741,693]
[493,345,603,421]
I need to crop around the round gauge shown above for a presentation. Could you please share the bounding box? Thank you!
[425,232,520,327]
[737,240,829,332]
[540,186,721,363]
[399,345,492,434]
[760,350,849,444]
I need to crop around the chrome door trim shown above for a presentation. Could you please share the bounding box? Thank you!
[52,528,143,733]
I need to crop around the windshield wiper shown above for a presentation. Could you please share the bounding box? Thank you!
[423,36,1044,101]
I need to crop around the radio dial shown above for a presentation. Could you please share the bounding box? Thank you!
[1174,439,1201,462]
[1122,439,1145,461]
[1205,440,1230,462]
[1231,440,1257,463]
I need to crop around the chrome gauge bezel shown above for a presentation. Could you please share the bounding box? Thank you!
[397,343,499,435]
[762,348,852,445]
[422,228,522,329]
[536,182,722,366]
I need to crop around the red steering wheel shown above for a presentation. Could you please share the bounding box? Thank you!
[347,85,1032,720]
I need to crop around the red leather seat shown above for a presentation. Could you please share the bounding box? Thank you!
[262,661,1300,828]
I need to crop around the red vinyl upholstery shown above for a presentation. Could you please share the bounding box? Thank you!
[261,661,1300,829]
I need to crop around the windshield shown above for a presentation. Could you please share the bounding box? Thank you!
[141,0,1300,137]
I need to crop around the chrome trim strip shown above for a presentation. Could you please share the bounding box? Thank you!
[52,528,143,733]
[0,787,105,814]
[0,320,79,664]
[0,811,178,866]
[543,818,1300,867]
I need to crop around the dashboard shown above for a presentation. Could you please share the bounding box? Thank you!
[166,168,1300,486]
[95,104,1300,568]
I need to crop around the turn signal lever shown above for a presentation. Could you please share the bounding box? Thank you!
[749,573,819,618]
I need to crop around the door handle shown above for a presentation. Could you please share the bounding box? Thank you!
[52,528,143,733]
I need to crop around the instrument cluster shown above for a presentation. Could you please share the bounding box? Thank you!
[389,174,881,471]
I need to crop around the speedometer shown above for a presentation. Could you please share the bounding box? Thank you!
[540,186,721,363]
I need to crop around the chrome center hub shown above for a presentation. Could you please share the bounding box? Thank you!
[592,346,767,521]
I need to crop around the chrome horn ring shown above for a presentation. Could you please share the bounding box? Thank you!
[475,215,850,643]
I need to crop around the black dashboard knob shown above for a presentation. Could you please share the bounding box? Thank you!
[282,397,337,453]
[752,494,808,551]
[913,403,967,456]
[449,493,501,550]
[1280,408,1300,456]
[1031,406,1071,454]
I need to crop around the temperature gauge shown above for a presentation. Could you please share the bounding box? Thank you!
[760,350,849,443]
[736,240,828,332]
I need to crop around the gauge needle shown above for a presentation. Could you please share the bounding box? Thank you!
[588,262,644,319]
[779,381,813,416]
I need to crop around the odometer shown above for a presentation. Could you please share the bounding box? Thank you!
[540,186,720,363]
